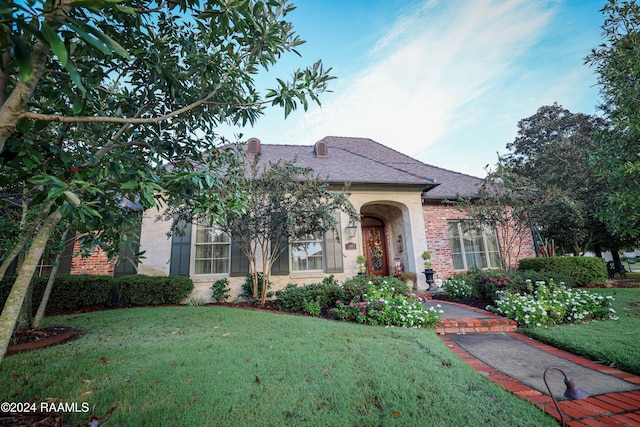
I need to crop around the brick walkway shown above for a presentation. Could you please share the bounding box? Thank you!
[439,328,640,426]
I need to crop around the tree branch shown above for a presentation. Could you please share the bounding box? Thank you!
[21,74,231,125]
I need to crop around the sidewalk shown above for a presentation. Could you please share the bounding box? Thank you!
[426,300,640,426]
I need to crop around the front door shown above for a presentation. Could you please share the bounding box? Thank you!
[363,226,388,276]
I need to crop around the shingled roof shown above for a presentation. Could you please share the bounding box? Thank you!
[245,136,483,199]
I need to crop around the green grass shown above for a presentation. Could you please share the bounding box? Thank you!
[1,306,557,426]
[521,288,640,375]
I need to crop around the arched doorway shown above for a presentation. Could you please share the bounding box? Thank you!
[361,216,388,276]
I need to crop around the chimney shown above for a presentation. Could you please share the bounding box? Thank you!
[247,138,261,156]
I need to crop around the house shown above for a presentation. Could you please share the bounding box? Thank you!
[10,137,535,297]
[132,136,536,299]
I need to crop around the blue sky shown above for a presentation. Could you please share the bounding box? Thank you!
[219,0,606,177]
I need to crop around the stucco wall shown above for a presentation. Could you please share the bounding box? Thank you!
[137,204,173,276]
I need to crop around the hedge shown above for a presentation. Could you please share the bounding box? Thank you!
[0,274,194,313]
[517,256,607,287]
[117,275,193,306]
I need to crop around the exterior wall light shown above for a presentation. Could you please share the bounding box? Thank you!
[345,223,358,239]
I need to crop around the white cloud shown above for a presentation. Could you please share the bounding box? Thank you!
[289,1,557,163]
[229,0,601,177]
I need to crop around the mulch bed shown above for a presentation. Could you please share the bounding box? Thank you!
[7,326,83,355]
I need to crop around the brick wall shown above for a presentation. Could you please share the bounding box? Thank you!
[422,201,536,281]
[69,241,115,276]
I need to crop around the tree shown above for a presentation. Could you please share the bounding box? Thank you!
[166,156,359,304]
[500,104,638,257]
[454,163,534,270]
[500,104,611,255]
[586,0,640,238]
[0,0,334,362]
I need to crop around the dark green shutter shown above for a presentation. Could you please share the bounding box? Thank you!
[170,222,192,276]
[56,236,75,275]
[270,236,290,276]
[114,222,142,278]
[229,237,250,277]
[325,215,343,273]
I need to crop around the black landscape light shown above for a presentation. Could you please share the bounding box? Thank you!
[543,367,589,426]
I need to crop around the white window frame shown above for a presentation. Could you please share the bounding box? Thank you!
[192,222,231,276]
[448,221,501,271]
[35,256,53,278]
[290,233,325,272]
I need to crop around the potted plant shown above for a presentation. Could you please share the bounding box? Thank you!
[422,251,435,290]
[356,255,367,275]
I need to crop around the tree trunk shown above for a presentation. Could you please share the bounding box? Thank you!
[0,208,61,363]
[16,279,33,331]
[594,244,603,259]
[33,230,68,329]
[0,202,53,281]
[0,39,50,154]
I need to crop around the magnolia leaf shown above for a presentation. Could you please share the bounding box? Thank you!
[9,34,32,81]
[64,191,81,206]
[41,22,68,66]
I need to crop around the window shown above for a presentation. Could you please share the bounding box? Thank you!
[194,222,231,274]
[35,256,53,278]
[448,221,501,270]
[290,233,324,272]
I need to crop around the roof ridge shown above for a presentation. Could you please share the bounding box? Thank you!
[323,135,483,180]
[325,137,437,183]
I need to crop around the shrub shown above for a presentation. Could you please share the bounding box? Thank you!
[117,275,193,305]
[274,276,341,312]
[337,275,410,303]
[443,275,473,299]
[518,256,607,287]
[488,280,617,327]
[461,267,574,299]
[332,276,441,328]
[240,273,273,301]
[463,269,516,299]
[303,299,321,316]
[211,278,231,302]
[1,274,114,313]
[511,269,575,288]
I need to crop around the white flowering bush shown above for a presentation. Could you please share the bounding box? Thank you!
[488,280,617,327]
[332,280,442,327]
[443,275,473,299]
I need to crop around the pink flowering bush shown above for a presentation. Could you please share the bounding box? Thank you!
[332,279,441,327]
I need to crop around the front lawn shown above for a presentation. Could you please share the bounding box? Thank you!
[520,288,640,376]
[1,306,556,426]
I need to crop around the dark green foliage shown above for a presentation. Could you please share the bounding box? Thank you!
[518,257,607,287]
[337,275,410,303]
[460,268,576,299]
[460,269,520,299]
[274,276,341,312]
[1,274,112,312]
[117,275,194,306]
[586,0,640,238]
[0,276,16,307]
[1,274,194,312]
[37,275,114,311]
[240,273,273,301]
[512,270,575,288]
[211,278,231,302]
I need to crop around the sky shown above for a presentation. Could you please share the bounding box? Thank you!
[218,0,606,178]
